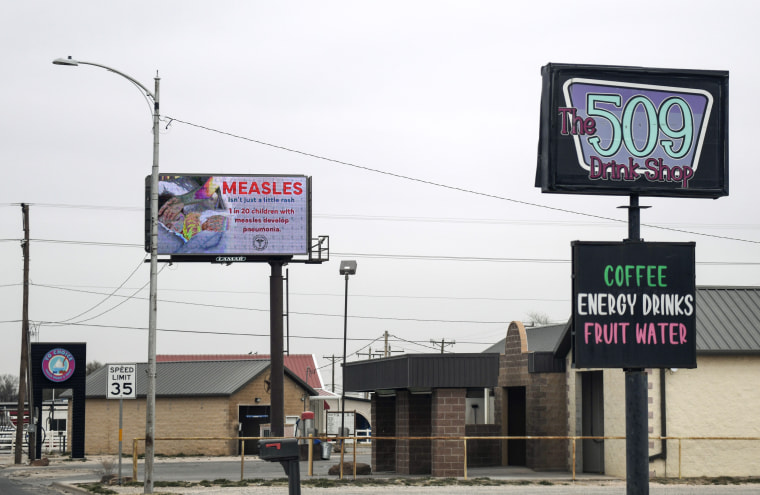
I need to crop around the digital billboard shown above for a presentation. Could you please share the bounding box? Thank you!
[536,63,728,197]
[146,174,311,256]
[572,241,696,369]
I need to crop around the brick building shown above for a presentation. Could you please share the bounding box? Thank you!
[77,359,316,456]
[344,353,499,477]
[487,321,569,470]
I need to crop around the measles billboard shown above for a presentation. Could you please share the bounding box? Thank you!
[536,63,728,197]
[146,174,311,257]
[572,241,696,369]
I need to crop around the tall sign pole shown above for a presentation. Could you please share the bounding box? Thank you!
[269,260,287,437]
[538,64,720,495]
[624,194,649,494]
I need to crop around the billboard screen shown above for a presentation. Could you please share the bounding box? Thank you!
[572,241,696,369]
[146,174,311,256]
[536,63,728,197]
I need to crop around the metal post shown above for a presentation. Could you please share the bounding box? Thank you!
[118,398,123,484]
[145,73,160,495]
[341,273,349,445]
[285,269,290,355]
[625,193,649,495]
[51,58,160,492]
[270,260,286,437]
[626,370,649,494]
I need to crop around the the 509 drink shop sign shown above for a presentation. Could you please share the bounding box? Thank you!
[536,63,728,198]
[572,241,696,369]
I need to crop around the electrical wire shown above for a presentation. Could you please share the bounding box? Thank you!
[15,241,760,266]
[32,283,507,325]
[163,116,760,245]
[57,255,148,323]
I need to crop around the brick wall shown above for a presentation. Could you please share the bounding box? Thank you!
[83,370,313,456]
[497,321,568,470]
[395,390,410,474]
[84,396,230,455]
[526,372,568,470]
[431,388,465,477]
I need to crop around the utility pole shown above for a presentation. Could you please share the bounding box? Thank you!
[357,348,383,360]
[15,204,29,464]
[430,338,456,354]
[384,331,389,357]
[322,355,340,393]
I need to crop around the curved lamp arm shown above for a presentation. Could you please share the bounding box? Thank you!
[53,56,156,102]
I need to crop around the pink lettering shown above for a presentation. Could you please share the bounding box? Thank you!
[585,322,593,344]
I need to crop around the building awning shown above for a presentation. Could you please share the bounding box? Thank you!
[343,353,499,393]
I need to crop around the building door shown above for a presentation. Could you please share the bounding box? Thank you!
[582,371,605,473]
[506,387,526,466]
[239,405,270,455]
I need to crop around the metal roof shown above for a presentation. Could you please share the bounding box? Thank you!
[343,353,500,393]
[85,360,317,398]
[483,287,760,358]
[695,287,760,354]
[157,354,324,389]
[482,323,567,355]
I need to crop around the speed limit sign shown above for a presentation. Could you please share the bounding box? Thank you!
[107,363,136,399]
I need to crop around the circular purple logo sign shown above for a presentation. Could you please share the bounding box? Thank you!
[42,348,75,382]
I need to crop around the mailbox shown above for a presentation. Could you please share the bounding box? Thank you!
[258,438,299,461]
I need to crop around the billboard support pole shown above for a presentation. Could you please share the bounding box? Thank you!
[270,260,287,437]
[624,193,649,495]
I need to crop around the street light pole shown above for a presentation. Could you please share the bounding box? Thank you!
[53,56,160,494]
[338,261,357,443]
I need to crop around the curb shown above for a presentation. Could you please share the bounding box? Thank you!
[51,481,92,494]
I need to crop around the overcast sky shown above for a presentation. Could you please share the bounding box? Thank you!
[2,1,758,391]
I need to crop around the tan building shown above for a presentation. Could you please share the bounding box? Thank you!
[77,359,316,456]
[457,286,760,479]
[565,287,760,478]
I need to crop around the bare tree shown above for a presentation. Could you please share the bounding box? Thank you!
[86,361,104,376]
[526,311,552,326]
[0,374,19,402]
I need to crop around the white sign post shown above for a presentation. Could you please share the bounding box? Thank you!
[106,364,136,485]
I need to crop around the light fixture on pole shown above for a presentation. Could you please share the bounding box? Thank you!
[339,260,357,443]
[53,56,160,494]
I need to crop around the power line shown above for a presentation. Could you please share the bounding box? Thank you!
[22,320,403,343]
[23,283,569,303]
[10,202,760,233]
[15,242,760,266]
[31,283,508,325]
[164,115,760,246]
[58,256,148,323]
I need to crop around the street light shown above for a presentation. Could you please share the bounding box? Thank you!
[53,56,160,494]
[339,260,357,443]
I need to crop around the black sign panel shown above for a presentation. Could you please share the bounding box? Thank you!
[536,63,728,198]
[572,242,696,369]
[31,342,87,458]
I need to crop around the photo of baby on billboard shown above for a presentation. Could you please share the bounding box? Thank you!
[156,175,229,254]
